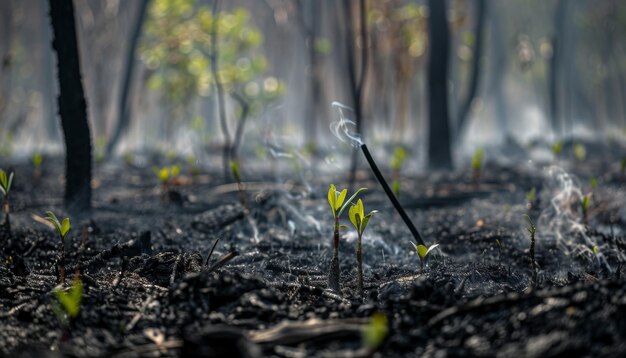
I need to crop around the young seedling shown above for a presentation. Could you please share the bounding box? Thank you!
[589,177,598,191]
[471,148,485,182]
[361,312,388,354]
[581,193,591,224]
[390,146,407,196]
[46,211,71,284]
[524,214,537,290]
[348,199,377,293]
[52,276,83,328]
[526,187,537,209]
[551,141,563,157]
[495,238,503,268]
[230,160,248,210]
[0,169,14,231]
[573,143,586,161]
[152,165,181,201]
[32,152,43,178]
[327,184,367,291]
[410,242,439,272]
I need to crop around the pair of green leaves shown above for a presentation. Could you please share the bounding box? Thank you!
[46,211,71,241]
[0,169,14,196]
[327,184,367,219]
[349,199,378,236]
[152,165,181,184]
[53,277,83,319]
[410,242,439,260]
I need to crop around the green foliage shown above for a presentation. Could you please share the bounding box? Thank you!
[45,211,71,241]
[327,184,367,220]
[392,180,401,197]
[361,312,388,350]
[551,141,563,156]
[141,0,284,116]
[53,277,83,320]
[391,147,407,171]
[32,152,43,169]
[590,177,598,191]
[348,199,377,236]
[314,37,332,54]
[411,242,439,261]
[152,165,181,184]
[230,160,241,183]
[581,193,591,216]
[0,169,14,197]
[573,143,586,161]
[526,187,536,204]
[471,148,484,171]
[593,245,598,255]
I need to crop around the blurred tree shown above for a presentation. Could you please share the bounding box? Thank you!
[106,0,150,156]
[427,0,452,169]
[140,0,283,176]
[457,0,486,140]
[48,0,92,211]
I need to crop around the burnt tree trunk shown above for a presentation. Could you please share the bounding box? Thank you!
[427,0,452,169]
[549,0,567,139]
[107,0,150,156]
[49,0,92,211]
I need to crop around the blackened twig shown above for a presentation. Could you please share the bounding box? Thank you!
[205,238,220,268]
[361,144,425,245]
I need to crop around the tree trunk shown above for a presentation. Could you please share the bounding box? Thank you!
[457,0,487,139]
[107,0,150,156]
[427,0,452,169]
[49,0,92,212]
[549,0,567,139]
[211,0,231,180]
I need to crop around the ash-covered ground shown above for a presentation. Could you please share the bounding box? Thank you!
[1,143,626,357]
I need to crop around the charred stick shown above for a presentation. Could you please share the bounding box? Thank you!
[361,144,425,245]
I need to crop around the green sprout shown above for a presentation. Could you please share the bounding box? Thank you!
[152,165,181,199]
[410,242,439,272]
[573,143,586,161]
[593,245,598,255]
[32,152,43,178]
[589,178,598,191]
[327,184,367,291]
[52,276,83,327]
[361,312,388,352]
[495,238,503,267]
[526,187,536,209]
[551,141,563,156]
[46,211,71,284]
[471,148,485,181]
[348,199,378,293]
[0,169,14,230]
[524,214,537,289]
[581,193,591,223]
[390,146,407,196]
[230,160,247,209]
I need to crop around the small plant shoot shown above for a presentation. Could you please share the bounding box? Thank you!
[327,184,367,291]
[390,146,407,196]
[524,215,537,290]
[348,199,378,293]
[53,277,83,327]
[410,242,439,272]
[46,211,71,284]
[362,312,388,352]
[471,148,484,181]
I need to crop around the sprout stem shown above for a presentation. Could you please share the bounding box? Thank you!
[361,144,425,246]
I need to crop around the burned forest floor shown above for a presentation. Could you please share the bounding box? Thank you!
[2,142,626,357]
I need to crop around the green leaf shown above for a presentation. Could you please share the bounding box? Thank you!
[361,312,388,349]
[45,211,62,235]
[327,184,337,216]
[338,188,367,217]
[61,218,71,239]
[7,172,13,193]
[416,244,428,259]
[230,161,241,182]
[593,245,598,255]
[53,278,83,318]
[349,203,359,230]
[336,189,347,210]
[360,211,378,232]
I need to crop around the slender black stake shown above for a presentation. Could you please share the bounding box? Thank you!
[361,144,425,246]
